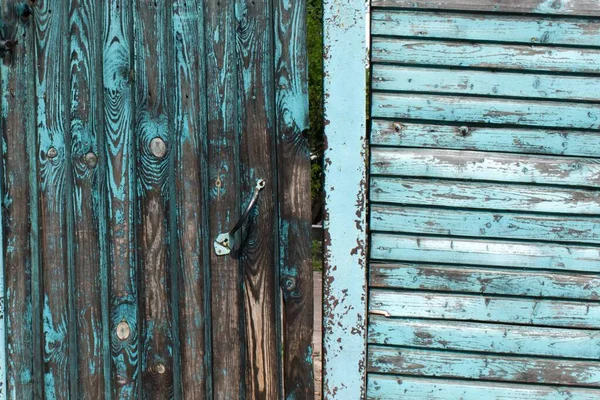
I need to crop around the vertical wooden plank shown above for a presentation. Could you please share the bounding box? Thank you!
[33,0,73,397]
[235,0,279,398]
[273,0,313,396]
[102,0,139,396]
[172,0,209,397]
[205,0,243,397]
[132,0,175,398]
[69,0,109,397]
[0,3,36,398]
[322,0,368,398]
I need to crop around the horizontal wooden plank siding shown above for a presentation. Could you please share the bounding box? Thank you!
[368,6,600,396]
[370,0,600,17]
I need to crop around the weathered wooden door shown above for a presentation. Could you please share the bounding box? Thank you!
[0,0,312,398]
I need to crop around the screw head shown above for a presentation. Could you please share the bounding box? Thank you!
[150,137,167,158]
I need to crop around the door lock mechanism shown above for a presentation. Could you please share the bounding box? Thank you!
[214,179,266,256]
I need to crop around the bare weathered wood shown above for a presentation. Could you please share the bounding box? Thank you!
[368,346,600,386]
[274,0,314,396]
[1,3,36,397]
[371,205,600,244]
[371,10,600,46]
[370,121,600,157]
[371,148,600,188]
[205,0,243,397]
[133,1,175,397]
[370,263,600,300]
[370,0,600,17]
[69,0,108,396]
[102,0,140,396]
[372,37,600,74]
[367,374,600,400]
[34,0,74,396]
[370,289,600,328]
[368,316,600,359]
[172,0,209,397]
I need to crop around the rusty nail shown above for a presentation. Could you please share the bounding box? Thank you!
[47,147,58,159]
[84,151,98,169]
[150,137,167,158]
[116,321,130,341]
[393,123,403,132]
[156,364,166,374]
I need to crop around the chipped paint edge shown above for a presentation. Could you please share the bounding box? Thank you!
[322,0,368,399]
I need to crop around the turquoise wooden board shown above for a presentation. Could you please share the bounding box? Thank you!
[371,234,600,273]
[372,37,600,73]
[370,263,600,300]
[371,10,600,46]
[371,148,600,188]
[368,316,600,359]
[371,177,600,215]
[372,65,600,101]
[372,92,600,129]
[367,375,600,400]
[368,346,600,386]
[371,205,600,243]
[370,289,600,328]
[371,120,600,157]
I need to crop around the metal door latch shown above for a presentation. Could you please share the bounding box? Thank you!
[213,178,266,256]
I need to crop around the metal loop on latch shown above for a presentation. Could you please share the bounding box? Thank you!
[214,179,266,256]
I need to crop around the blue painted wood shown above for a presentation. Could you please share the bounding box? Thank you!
[371,121,600,157]
[371,234,600,273]
[371,177,600,214]
[371,148,600,188]
[372,65,600,101]
[372,10,600,46]
[367,374,600,400]
[368,316,600,359]
[323,0,368,398]
[370,263,600,300]
[371,205,600,243]
[368,346,600,386]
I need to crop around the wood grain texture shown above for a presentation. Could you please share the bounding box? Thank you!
[102,0,140,396]
[372,37,600,74]
[133,0,175,397]
[371,205,600,244]
[368,346,600,386]
[34,0,74,397]
[372,65,600,101]
[372,92,600,129]
[371,177,600,214]
[371,10,600,46]
[370,263,600,300]
[235,0,279,397]
[370,0,600,17]
[370,120,600,158]
[69,0,109,396]
[371,234,600,273]
[371,147,600,188]
[205,0,243,397]
[370,289,600,328]
[367,374,600,400]
[368,316,600,359]
[274,0,314,396]
[172,0,209,397]
[1,3,36,398]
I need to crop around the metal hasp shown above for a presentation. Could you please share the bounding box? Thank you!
[214,179,266,256]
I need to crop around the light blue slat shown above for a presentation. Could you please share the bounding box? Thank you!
[371,10,600,47]
[372,37,600,73]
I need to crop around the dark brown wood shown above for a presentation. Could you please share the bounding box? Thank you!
[172,0,209,397]
[1,3,36,398]
[205,0,243,398]
[274,0,314,397]
[235,0,280,398]
[371,0,600,16]
[133,1,175,398]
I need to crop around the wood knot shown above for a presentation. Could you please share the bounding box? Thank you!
[393,123,403,132]
[47,147,58,159]
[150,137,167,158]
[116,320,131,341]
[84,151,98,169]
[457,126,471,137]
